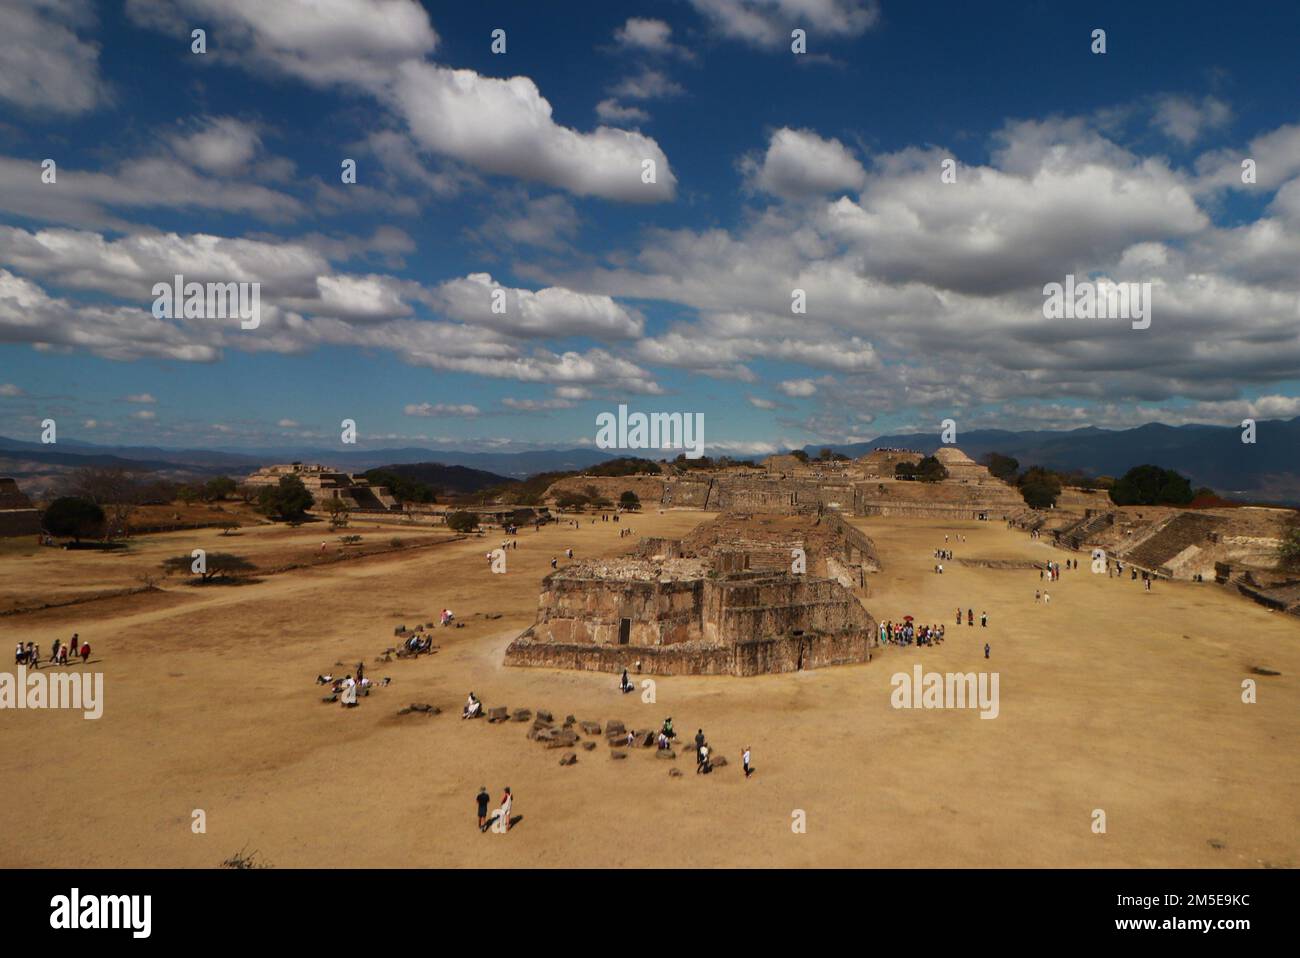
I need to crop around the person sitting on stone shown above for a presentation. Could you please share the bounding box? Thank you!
[463,692,482,719]
[657,731,671,750]
[661,716,676,739]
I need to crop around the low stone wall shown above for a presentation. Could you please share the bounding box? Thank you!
[504,628,876,676]
[0,509,42,537]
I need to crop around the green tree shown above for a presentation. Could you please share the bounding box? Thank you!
[324,498,351,529]
[1018,466,1063,509]
[42,497,105,543]
[897,456,948,482]
[203,476,238,501]
[1108,465,1195,506]
[446,511,479,533]
[257,475,315,520]
[982,452,1020,482]
[619,490,642,511]
[1279,523,1300,568]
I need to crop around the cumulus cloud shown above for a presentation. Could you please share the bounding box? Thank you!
[391,63,676,203]
[169,116,265,176]
[128,0,677,203]
[742,127,866,199]
[433,273,643,339]
[613,18,689,57]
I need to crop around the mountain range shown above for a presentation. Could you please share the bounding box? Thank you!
[3,417,1299,504]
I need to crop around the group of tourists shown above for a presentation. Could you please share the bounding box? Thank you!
[14,634,90,669]
[1041,559,1072,580]
[879,620,946,646]
[316,669,381,707]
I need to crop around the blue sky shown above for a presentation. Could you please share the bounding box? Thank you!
[1,0,1299,454]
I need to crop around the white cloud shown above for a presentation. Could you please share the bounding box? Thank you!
[502,397,575,411]
[127,0,677,203]
[747,396,777,409]
[433,273,643,339]
[169,117,265,176]
[742,127,866,199]
[0,382,23,397]
[613,18,688,57]
[778,378,818,397]
[0,0,107,115]
[404,402,480,417]
[123,393,156,404]
[1152,94,1232,146]
[596,99,651,124]
[688,0,880,49]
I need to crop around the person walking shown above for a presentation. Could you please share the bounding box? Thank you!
[742,747,753,779]
[476,786,491,831]
[984,643,990,659]
[980,611,987,628]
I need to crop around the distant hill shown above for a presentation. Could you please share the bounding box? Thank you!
[0,435,618,479]
[365,461,510,496]
[804,418,1300,504]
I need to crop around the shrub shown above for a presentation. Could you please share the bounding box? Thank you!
[42,497,105,542]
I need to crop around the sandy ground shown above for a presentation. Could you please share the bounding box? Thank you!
[0,511,1296,868]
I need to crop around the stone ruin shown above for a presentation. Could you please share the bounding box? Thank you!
[0,477,41,538]
[504,512,879,677]
[541,446,1024,521]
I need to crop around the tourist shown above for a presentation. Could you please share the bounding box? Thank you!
[657,731,671,750]
[57,643,68,666]
[980,611,987,628]
[476,786,491,831]
[955,607,961,625]
[50,638,60,663]
[79,641,90,664]
[967,608,973,626]
[550,556,558,569]
[28,643,39,670]
[620,669,634,694]
[626,730,635,747]
[742,746,753,779]
[695,729,705,764]
[984,643,990,659]
[14,642,24,665]
[356,661,365,685]
[1035,590,1041,603]
[662,716,676,740]
[463,692,482,719]
[1043,592,1050,605]
[495,787,513,833]
[566,548,573,559]
[697,743,711,774]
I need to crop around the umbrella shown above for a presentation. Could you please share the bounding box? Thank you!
[903,615,914,622]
